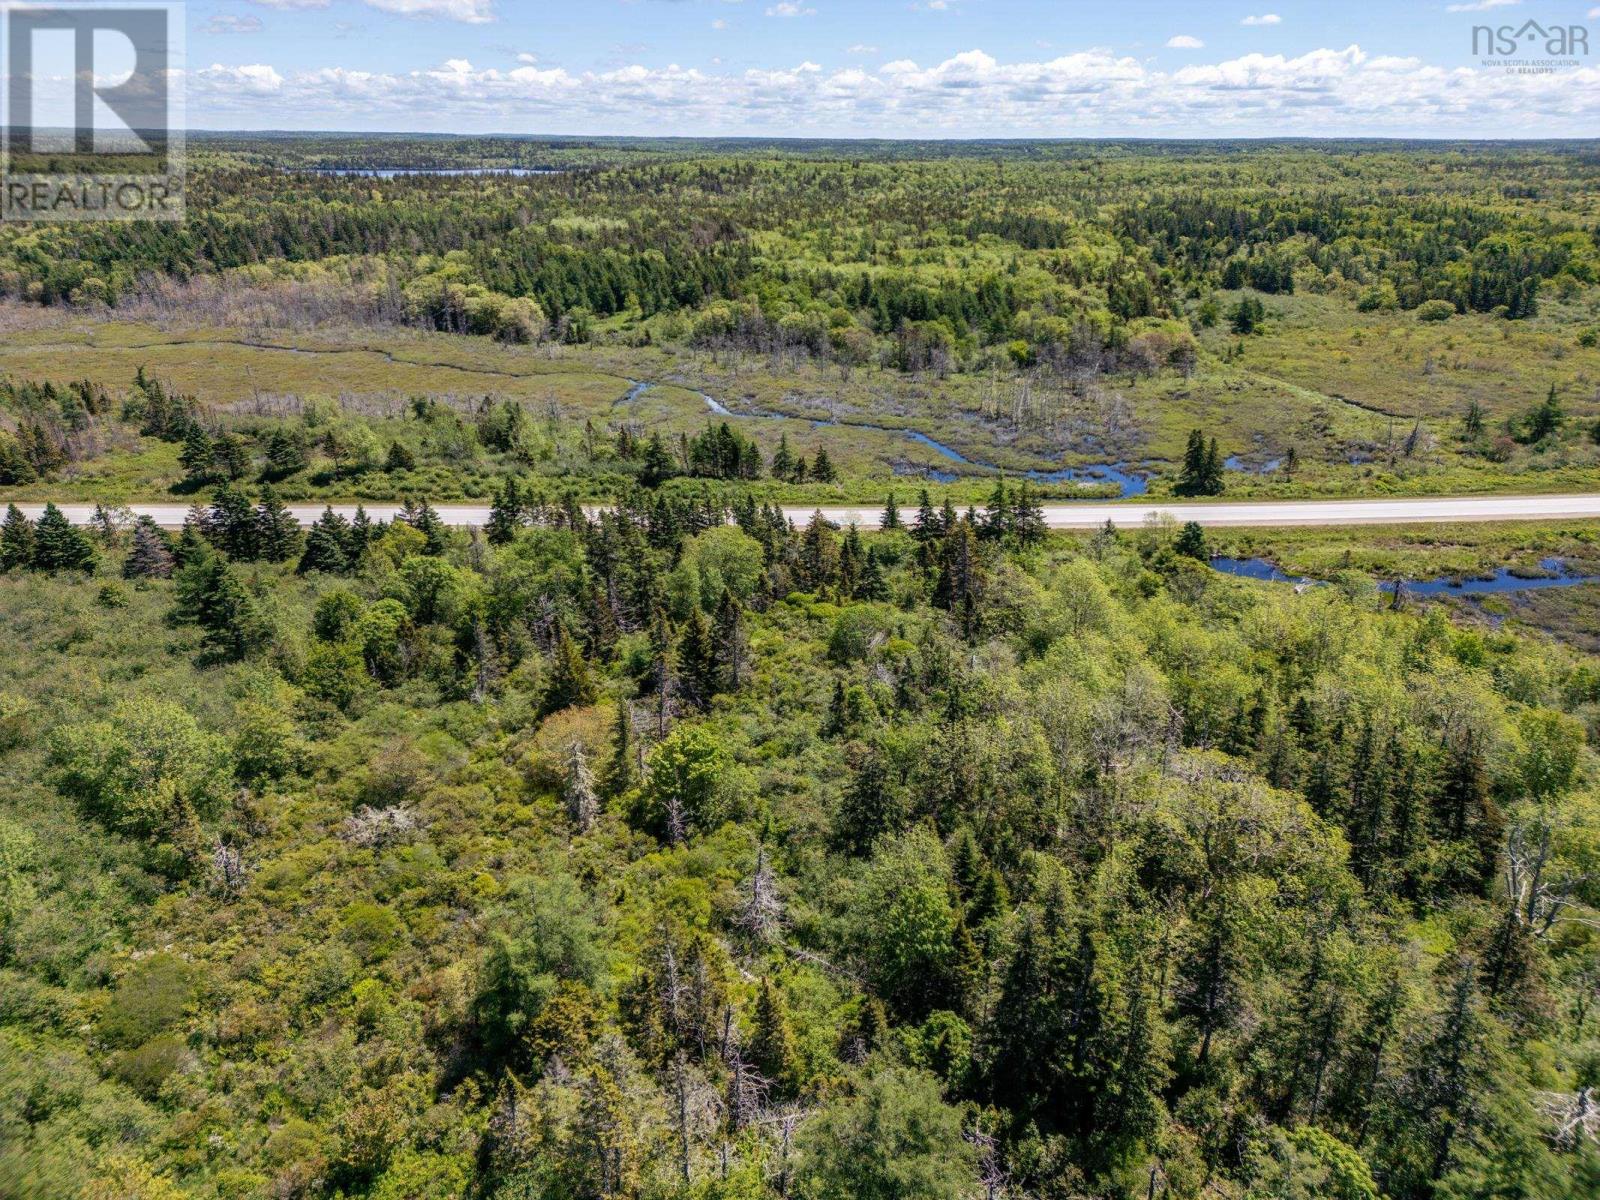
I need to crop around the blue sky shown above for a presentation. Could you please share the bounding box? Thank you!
[183,0,1600,135]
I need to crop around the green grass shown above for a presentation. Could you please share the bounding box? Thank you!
[5,302,1600,507]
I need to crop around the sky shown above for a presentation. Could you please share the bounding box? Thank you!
[176,0,1600,136]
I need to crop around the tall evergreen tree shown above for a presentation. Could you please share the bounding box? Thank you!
[605,700,639,799]
[677,607,718,711]
[208,483,259,560]
[882,491,902,531]
[31,503,96,573]
[748,978,801,1098]
[255,486,301,563]
[542,624,598,717]
[123,516,175,580]
[298,507,352,575]
[0,504,34,570]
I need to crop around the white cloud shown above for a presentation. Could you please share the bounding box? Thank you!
[1445,0,1518,10]
[365,0,494,21]
[847,43,878,54]
[185,45,1600,138]
[712,18,728,29]
[765,2,815,16]
[205,14,264,33]
[1241,13,1282,25]
[195,62,284,94]
[251,0,496,21]
[1165,35,1204,49]
[1590,6,1600,18]
[516,52,538,65]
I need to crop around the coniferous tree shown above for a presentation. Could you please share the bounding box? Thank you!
[298,507,352,575]
[348,505,374,562]
[542,624,598,717]
[712,589,749,694]
[677,607,718,711]
[982,477,1010,541]
[798,511,839,593]
[882,491,902,530]
[1175,521,1208,560]
[263,429,308,479]
[486,477,524,545]
[605,700,639,799]
[123,517,175,580]
[384,440,416,472]
[771,433,795,481]
[208,483,259,559]
[1012,482,1047,546]
[31,503,96,573]
[839,525,864,596]
[641,434,677,488]
[255,486,301,563]
[0,504,34,570]
[213,434,251,481]
[912,489,938,543]
[748,978,801,1098]
[811,447,837,483]
[179,425,215,484]
[409,499,448,556]
[933,519,984,639]
[175,547,269,661]
[857,546,890,602]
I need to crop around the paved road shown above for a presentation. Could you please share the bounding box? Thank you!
[14,494,1600,530]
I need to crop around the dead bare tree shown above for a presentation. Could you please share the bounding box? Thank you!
[735,845,785,948]
[1504,813,1596,939]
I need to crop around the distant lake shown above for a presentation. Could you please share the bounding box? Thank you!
[297,167,562,177]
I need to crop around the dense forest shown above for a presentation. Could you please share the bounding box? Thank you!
[4,140,1596,358]
[4,471,1600,1198]
[4,137,1600,1200]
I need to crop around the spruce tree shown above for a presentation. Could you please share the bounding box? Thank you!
[179,425,214,484]
[882,490,902,530]
[0,504,34,570]
[208,483,259,559]
[839,524,864,596]
[1204,437,1225,495]
[771,433,795,481]
[486,477,524,545]
[123,517,175,580]
[712,589,749,693]
[857,546,890,602]
[1175,520,1208,560]
[255,486,301,563]
[604,700,639,798]
[811,447,837,483]
[982,477,1010,541]
[348,505,373,562]
[748,978,801,1098]
[31,503,96,573]
[1177,429,1208,496]
[677,607,718,711]
[542,624,598,716]
[384,440,416,472]
[408,499,448,556]
[213,434,251,481]
[912,489,938,542]
[298,507,352,575]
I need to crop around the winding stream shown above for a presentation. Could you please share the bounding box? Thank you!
[683,388,1148,496]
[1210,555,1600,595]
